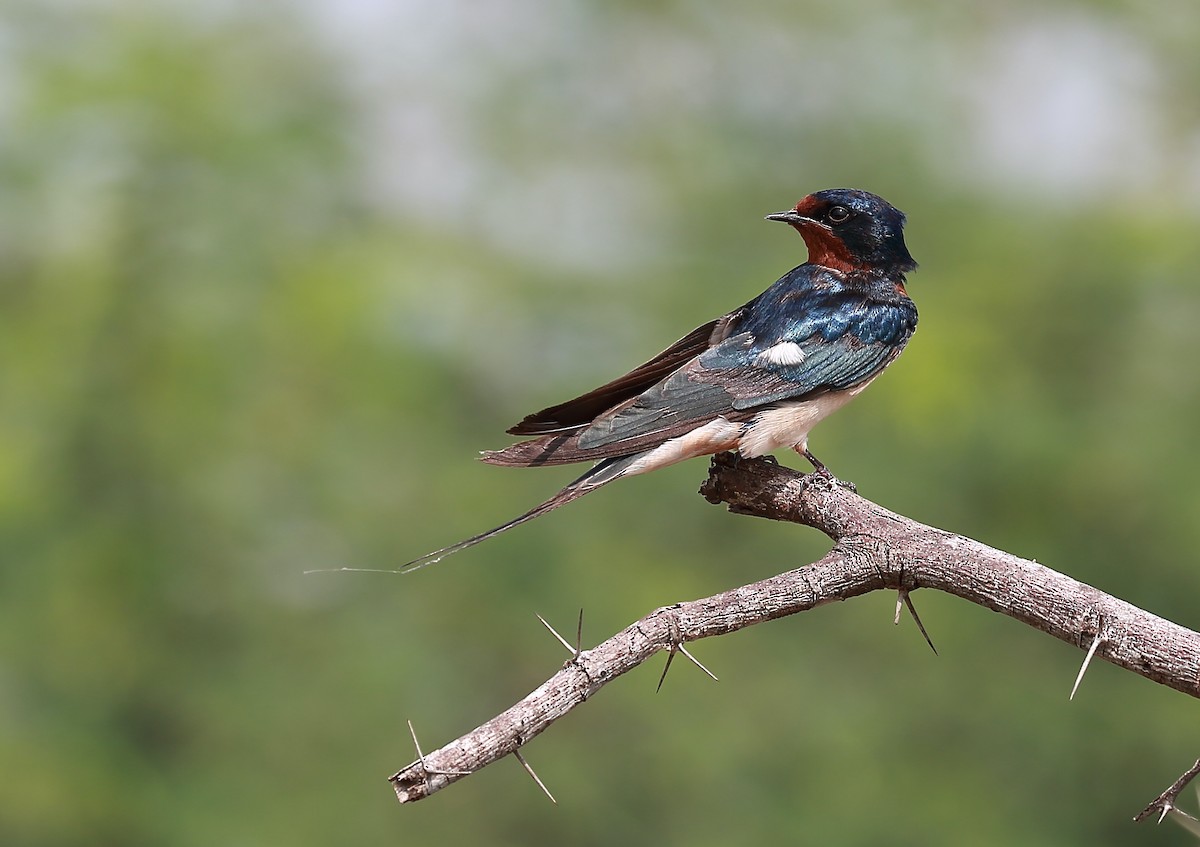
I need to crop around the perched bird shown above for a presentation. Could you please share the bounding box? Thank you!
[404,188,918,571]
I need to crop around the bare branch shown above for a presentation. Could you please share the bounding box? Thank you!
[390,454,1200,803]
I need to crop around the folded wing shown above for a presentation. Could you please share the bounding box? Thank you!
[484,310,908,468]
[506,310,747,436]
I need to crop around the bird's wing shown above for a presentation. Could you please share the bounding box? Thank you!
[715,334,903,409]
[576,312,909,452]
[506,308,747,435]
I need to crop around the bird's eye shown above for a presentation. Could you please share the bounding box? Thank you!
[826,205,851,224]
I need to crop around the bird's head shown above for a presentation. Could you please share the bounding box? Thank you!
[766,188,917,276]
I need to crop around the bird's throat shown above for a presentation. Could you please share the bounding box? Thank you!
[797,225,857,274]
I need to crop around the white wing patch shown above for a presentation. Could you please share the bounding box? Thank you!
[755,341,807,367]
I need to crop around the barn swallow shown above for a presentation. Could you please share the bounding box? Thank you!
[403,188,918,571]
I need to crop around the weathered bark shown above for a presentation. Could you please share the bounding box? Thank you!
[390,453,1200,804]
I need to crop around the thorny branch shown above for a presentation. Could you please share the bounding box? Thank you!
[1135,758,1200,826]
[389,453,1200,807]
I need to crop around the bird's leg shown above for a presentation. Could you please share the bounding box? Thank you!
[798,446,857,493]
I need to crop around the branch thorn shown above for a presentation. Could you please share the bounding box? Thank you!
[403,719,470,792]
[895,588,938,655]
[407,719,431,792]
[655,649,677,693]
[656,609,719,692]
[1070,619,1105,701]
[513,748,557,805]
[536,613,579,658]
[678,643,719,682]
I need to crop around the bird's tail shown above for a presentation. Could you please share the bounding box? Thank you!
[399,455,637,573]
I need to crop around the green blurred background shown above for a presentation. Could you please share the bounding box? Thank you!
[4,1,1200,845]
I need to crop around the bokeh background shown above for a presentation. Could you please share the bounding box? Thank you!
[4,1,1200,845]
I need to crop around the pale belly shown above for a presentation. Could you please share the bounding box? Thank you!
[736,383,869,458]
[619,379,874,477]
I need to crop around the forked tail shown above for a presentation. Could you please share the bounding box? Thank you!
[400,455,637,573]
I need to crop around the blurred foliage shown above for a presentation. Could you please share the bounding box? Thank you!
[2,1,1200,845]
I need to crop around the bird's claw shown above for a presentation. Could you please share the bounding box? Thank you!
[809,466,857,493]
[798,448,856,492]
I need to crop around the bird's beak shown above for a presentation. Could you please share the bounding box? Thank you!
[765,210,826,228]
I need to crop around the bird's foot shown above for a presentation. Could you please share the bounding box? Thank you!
[813,466,857,493]
[800,448,857,493]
